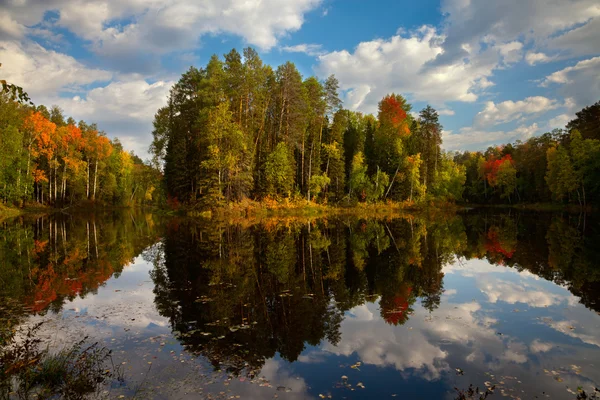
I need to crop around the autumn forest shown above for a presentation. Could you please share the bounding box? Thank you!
[2,48,600,211]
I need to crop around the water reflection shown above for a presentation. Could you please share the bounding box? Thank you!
[1,211,599,399]
[0,211,159,315]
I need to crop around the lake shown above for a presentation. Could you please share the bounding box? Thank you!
[1,209,599,399]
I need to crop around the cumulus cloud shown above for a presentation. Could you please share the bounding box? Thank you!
[547,17,600,58]
[497,41,523,64]
[548,113,572,130]
[439,108,455,116]
[474,96,560,127]
[316,26,501,113]
[2,0,322,73]
[541,57,600,110]
[442,123,539,151]
[432,0,600,67]
[0,40,112,100]
[525,52,554,66]
[0,10,26,40]
[55,79,173,157]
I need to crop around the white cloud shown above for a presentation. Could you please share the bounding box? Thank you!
[0,40,112,100]
[55,79,173,158]
[548,113,571,129]
[63,80,172,122]
[316,26,500,113]
[474,96,560,127]
[439,108,455,116]
[542,57,600,85]
[442,123,539,151]
[281,43,325,57]
[0,10,26,40]
[541,57,600,110]
[525,52,554,66]
[547,17,600,58]
[2,0,322,72]
[434,0,600,67]
[497,41,523,64]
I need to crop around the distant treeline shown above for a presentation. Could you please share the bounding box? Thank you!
[0,94,162,207]
[150,48,464,208]
[454,101,600,206]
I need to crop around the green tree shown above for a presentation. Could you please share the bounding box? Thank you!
[264,142,295,198]
[546,145,578,202]
[431,153,466,201]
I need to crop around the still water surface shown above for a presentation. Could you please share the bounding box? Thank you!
[1,210,600,399]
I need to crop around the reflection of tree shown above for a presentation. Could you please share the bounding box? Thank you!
[461,210,600,313]
[380,283,413,325]
[545,216,600,311]
[150,215,463,372]
[0,212,160,315]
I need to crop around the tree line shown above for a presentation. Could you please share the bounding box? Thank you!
[0,94,161,207]
[4,52,598,210]
[150,48,465,208]
[455,101,600,206]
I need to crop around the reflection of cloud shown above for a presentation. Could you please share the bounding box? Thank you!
[218,358,311,400]
[323,302,449,380]
[481,279,568,308]
[446,258,577,309]
[346,303,374,321]
[443,258,508,276]
[500,342,528,364]
[530,340,554,354]
[27,254,169,350]
[297,350,327,364]
[546,320,600,348]
[320,299,520,381]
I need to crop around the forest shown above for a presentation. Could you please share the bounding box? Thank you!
[0,89,161,208]
[455,102,600,206]
[2,49,600,211]
[150,48,464,208]
[150,48,600,209]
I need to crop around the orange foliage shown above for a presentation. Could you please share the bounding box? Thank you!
[27,248,117,313]
[32,168,48,183]
[24,112,57,159]
[378,95,411,137]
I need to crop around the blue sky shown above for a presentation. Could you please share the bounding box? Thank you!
[1,0,599,158]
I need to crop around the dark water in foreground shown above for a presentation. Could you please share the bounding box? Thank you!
[1,210,600,399]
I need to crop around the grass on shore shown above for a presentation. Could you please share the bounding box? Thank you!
[182,197,463,221]
[0,204,22,221]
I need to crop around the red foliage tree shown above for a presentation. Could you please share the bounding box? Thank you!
[484,154,514,187]
[378,94,411,136]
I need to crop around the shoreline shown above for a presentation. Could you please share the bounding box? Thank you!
[1,200,593,222]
